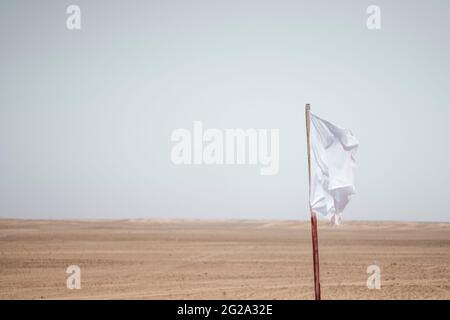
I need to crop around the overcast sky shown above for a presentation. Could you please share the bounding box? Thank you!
[1,0,449,221]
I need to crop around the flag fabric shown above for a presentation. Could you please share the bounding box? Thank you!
[309,113,359,225]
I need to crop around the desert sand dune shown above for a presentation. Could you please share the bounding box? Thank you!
[0,219,449,300]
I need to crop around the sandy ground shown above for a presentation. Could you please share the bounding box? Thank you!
[0,219,449,300]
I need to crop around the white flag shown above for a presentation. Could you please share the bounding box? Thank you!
[309,113,359,225]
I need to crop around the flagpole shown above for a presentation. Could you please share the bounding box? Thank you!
[305,103,321,300]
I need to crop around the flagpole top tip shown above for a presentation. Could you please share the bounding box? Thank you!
[305,104,311,111]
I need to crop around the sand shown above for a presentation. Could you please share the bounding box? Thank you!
[0,219,449,300]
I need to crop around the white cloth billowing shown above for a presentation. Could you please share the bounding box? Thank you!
[310,113,359,225]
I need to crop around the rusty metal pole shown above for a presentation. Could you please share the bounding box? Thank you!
[305,104,321,300]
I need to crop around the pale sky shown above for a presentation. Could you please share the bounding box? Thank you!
[1,0,449,221]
